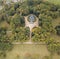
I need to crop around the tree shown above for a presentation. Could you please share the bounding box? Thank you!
[39,14,54,33]
[26,0,34,6]
[27,0,42,6]
[0,27,12,43]
[19,5,29,16]
[0,27,13,52]
[13,27,30,42]
[14,2,20,10]
[33,6,40,16]
[32,27,42,42]
[25,27,30,37]
[0,13,7,22]
[55,25,60,35]
[0,42,13,51]
[47,42,60,54]
[8,7,15,16]
[50,5,58,11]
[10,14,25,29]
[32,27,52,42]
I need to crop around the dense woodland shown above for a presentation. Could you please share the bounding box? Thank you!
[0,0,60,57]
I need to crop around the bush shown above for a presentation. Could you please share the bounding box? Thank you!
[0,42,13,51]
[0,13,8,22]
[14,3,20,10]
[20,6,30,16]
[12,27,30,42]
[32,27,49,42]
[55,25,60,35]
[47,42,60,54]
[10,14,25,28]
[8,7,16,16]
[26,0,34,6]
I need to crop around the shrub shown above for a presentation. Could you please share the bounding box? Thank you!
[55,25,60,35]
[0,42,13,51]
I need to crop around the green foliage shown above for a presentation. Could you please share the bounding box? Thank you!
[32,27,41,42]
[0,27,6,42]
[45,37,60,54]
[26,0,34,6]
[26,0,42,6]
[0,27,13,52]
[8,7,15,16]
[10,14,25,28]
[0,0,60,53]
[0,42,13,58]
[0,42,13,51]
[14,3,20,10]
[25,27,30,37]
[39,14,56,33]
[0,13,7,22]
[55,25,60,35]
[12,27,30,42]
[47,42,60,54]
[32,27,51,42]
[4,4,11,11]
[0,27,12,43]
[19,5,30,16]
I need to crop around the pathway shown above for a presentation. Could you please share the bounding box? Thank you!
[25,15,39,42]
[12,41,45,45]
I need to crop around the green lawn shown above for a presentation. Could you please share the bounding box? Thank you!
[46,0,60,5]
[0,44,59,59]
[6,44,50,59]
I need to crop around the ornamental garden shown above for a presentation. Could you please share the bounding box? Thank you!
[0,0,60,59]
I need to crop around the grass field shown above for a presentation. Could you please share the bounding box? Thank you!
[0,44,58,59]
[6,44,50,59]
[46,0,60,5]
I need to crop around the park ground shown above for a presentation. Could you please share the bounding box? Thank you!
[1,44,60,59]
[0,0,60,59]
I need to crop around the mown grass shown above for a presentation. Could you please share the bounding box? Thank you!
[5,44,50,59]
[1,44,59,59]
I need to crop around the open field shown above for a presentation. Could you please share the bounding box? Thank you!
[6,44,50,59]
[0,44,58,59]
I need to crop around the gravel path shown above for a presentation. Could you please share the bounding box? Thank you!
[12,41,45,45]
[25,16,39,42]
